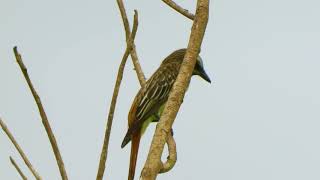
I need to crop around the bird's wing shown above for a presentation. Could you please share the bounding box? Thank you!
[133,64,178,129]
[124,64,178,180]
[124,64,178,140]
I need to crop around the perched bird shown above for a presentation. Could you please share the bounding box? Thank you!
[121,48,211,180]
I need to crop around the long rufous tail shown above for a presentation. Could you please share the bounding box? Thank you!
[128,133,141,180]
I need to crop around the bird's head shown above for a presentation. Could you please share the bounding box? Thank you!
[162,48,211,83]
[193,55,211,83]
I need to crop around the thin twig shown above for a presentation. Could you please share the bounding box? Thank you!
[140,0,209,179]
[10,156,28,180]
[13,47,68,180]
[159,132,177,173]
[162,0,195,20]
[0,118,41,179]
[96,11,139,180]
[117,0,146,87]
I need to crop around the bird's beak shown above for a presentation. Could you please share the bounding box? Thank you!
[198,66,211,83]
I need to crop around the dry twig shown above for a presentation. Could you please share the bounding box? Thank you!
[140,0,209,179]
[162,0,195,20]
[117,0,146,87]
[13,47,68,180]
[96,11,139,180]
[0,118,41,179]
[10,156,28,180]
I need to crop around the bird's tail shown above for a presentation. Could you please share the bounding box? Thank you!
[128,133,141,180]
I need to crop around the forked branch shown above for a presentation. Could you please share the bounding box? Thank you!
[13,47,68,180]
[117,0,146,87]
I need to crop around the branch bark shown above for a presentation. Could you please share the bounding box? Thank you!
[162,0,195,20]
[96,10,139,180]
[0,118,41,179]
[10,156,28,180]
[140,0,209,179]
[13,47,68,180]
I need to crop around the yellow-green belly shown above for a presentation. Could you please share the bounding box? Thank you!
[140,103,165,135]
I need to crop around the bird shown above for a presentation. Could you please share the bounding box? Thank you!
[121,48,211,180]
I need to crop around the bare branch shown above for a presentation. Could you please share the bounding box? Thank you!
[162,0,195,20]
[117,0,130,40]
[159,132,177,174]
[10,156,28,180]
[0,118,41,179]
[117,0,146,87]
[13,47,68,180]
[140,0,209,179]
[96,11,140,180]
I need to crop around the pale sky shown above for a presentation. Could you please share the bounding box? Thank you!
[1,0,320,180]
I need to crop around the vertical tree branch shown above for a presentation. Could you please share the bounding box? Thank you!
[140,0,209,179]
[10,156,28,180]
[162,0,195,20]
[13,47,68,180]
[117,0,146,87]
[0,118,41,179]
[96,11,140,180]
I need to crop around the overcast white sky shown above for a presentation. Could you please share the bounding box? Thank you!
[1,0,320,179]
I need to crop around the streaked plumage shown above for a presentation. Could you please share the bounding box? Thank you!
[122,48,211,180]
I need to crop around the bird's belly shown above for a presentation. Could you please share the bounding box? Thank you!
[140,103,166,135]
[140,116,155,135]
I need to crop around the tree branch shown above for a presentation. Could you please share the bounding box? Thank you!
[117,0,146,87]
[162,0,195,20]
[0,118,41,179]
[13,47,68,180]
[159,132,177,174]
[140,0,209,179]
[10,156,28,180]
[96,10,139,180]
